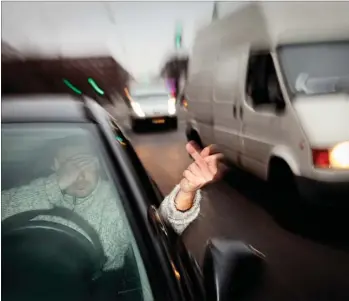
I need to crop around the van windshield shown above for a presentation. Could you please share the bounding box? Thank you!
[278,41,349,96]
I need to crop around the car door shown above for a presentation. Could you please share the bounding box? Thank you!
[240,52,285,179]
[148,205,205,301]
[213,47,244,164]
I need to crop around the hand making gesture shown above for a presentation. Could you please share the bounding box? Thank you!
[175,141,226,211]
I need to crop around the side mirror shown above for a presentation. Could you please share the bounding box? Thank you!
[203,239,265,301]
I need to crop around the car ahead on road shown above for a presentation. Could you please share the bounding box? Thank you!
[2,94,265,301]
[125,84,178,132]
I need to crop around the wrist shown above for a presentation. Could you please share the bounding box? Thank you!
[175,189,197,212]
[179,188,196,198]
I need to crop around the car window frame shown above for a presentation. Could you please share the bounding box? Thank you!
[105,119,205,300]
[109,118,164,204]
[89,109,188,301]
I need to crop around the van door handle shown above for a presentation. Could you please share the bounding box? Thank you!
[233,105,237,118]
[239,107,243,119]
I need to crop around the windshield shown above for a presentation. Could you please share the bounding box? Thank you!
[278,41,349,96]
[133,93,169,99]
[1,123,153,301]
[130,83,170,99]
[131,89,171,105]
[132,89,170,101]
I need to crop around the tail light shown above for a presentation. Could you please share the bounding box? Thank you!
[182,99,188,108]
[312,149,330,168]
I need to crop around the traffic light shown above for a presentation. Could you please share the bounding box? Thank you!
[63,78,105,96]
[63,79,82,95]
[175,24,182,49]
[88,78,105,95]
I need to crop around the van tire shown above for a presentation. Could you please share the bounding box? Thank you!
[131,119,140,133]
[268,158,300,214]
[169,118,178,130]
[186,129,203,149]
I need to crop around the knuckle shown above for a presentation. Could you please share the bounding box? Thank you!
[184,170,191,178]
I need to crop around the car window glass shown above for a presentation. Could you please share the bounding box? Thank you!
[1,123,154,301]
[246,53,284,109]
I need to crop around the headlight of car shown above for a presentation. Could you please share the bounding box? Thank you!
[131,102,145,117]
[168,97,176,115]
[330,141,349,169]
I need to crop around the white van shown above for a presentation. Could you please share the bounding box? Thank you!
[185,2,349,204]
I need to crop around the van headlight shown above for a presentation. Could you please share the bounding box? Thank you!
[131,102,145,117]
[330,141,349,169]
[168,98,176,115]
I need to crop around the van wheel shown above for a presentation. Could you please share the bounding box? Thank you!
[131,119,139,133]
[186,129,203,149]
[169,118,178,130]
[268,159,300,216]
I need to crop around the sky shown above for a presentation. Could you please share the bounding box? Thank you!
[2,1,217,78]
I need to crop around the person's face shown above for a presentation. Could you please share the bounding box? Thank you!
[56,145,100,198]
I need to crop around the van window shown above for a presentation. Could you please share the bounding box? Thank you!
[278,41,349,96]
[246,53,284,110]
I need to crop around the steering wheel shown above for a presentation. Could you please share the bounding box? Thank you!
[2,207,107,301]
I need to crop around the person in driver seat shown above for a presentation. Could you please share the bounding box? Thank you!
[1,135,224,271]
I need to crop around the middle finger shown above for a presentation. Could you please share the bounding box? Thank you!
[188,162,202,177]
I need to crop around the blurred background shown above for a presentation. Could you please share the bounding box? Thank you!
[2,2,349,300]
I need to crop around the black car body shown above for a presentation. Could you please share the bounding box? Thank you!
[1,94,264,301]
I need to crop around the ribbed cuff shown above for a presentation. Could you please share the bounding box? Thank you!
[159,185,202,235]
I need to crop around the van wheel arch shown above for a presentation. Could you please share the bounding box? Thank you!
[268,157,290,179]
[186,128,203,149]
[268,156,300,207]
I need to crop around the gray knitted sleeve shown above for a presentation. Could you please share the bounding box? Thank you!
[1,174,63,220]
[158,185,202,235]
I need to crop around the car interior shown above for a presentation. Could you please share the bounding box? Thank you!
[1,134,147,301]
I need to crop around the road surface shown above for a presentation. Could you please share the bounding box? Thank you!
[109,103,349,300]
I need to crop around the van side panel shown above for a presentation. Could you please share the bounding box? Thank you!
[212,47,244,164]
[186,41,218,147]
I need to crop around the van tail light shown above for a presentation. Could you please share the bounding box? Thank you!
[312,149,330,168]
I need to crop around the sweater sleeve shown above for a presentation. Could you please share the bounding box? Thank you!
[158,185,202,235]
[1,174,63,220]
